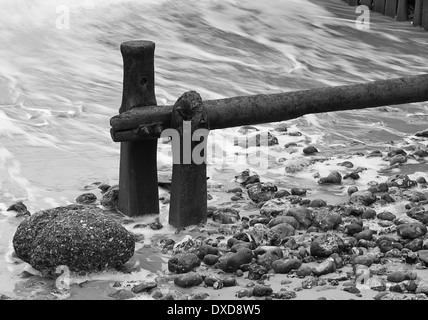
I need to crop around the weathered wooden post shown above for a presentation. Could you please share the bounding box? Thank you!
[414,0,423,27]
[118,41,159,217]
[397,0,408,21]
[168,91,209,228]
[373,0,386,14]
[385,0,398,18]
[423,0,428,30]
[360,0,373,9]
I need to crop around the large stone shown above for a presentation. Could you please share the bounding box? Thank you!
[286,207,313,229]
[100,185,119,209]
[272,259,302,274]
[310,233,345,257]
[397,223,427,239]
[216,248,253,272]
[168,253,201,274]
[12,204,134,273]
[349,191,377,206]
[312,210,342,231]
[174,272,203,288]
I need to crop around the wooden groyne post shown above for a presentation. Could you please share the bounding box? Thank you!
[111,40,428,228]
[118,41,159,217]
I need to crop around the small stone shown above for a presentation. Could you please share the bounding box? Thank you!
[350,191,377,206]
[275,189,291,198]
[235,288,253,298]
[260,198,290,217]
[353,255,374,267]
[296,265,313,277]
[203,254,219,266]
[7,201,31,217]
[267,216,300,230]
[362,209,377,220]
[377,211,396,221]
[303,146,318,155]
[343,172,360,180]
[168,253,201,274]
[248,263,268,280]
[312,210,342,231]
[355,229,373,241]
[286,207,313,229]
[387,271,406,283]
[132,281,157,294]
[98,183,111,193]
[344,286,360,294]
[212,208,240,224]
[312,258,336,276]
[348,187,359,195]
[338,161,354,168]
[416,177,427,184]
[390,155,407,166]
[223,277,237,287]
[415,129,428,137]
[216,248,253,273]
[318,171,342,184]
[346,223,363,236]
[109,289,136,300]
[75,193,97,204]
[309,199,327,208]
[310,233,345,257]
[100,185,119,209]
[247,182,278,203]
[270,223,295,239]
[290,188,307,196]
[234,169,260,186]
[253,284,273,297]
[196,244,219,260]
[273,290,297,299]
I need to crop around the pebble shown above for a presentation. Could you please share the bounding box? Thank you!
[174,272,203,288]
[303,146,318,155]
[272,259,302,274]
[318,171,342,184]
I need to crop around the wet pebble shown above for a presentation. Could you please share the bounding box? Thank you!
[174,272,203,288]
[303,146,318,155]
[272,259,302,274]
[7,201,31,217]
[318,171,342,184]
